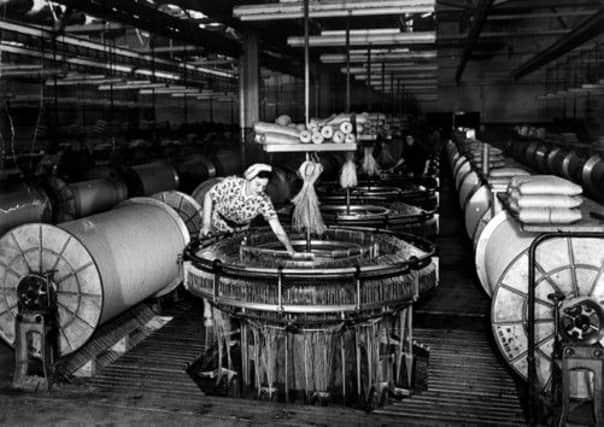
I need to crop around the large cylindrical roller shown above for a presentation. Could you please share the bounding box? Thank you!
[453,157,470,182]
[464,185,490,241]
[82,165,125,182]
[561,151,585,183]
[546,148,565,175]
[476,211,604,394]
[454,160,472,191]
[457,171,481,209]
[533,144,550,173]
[582,155,604,203]
[0,197,189,356]
[467,167,531,244]
[211,149,241,177]
[173,154,216,193]
[152,190,203,237]
[523,141,540,168]
[46,176,128,222]
[125,161,180,196]
[0,182,52,236]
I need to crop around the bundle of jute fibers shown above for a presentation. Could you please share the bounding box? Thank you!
[339,151,357,189]
[362,145,379,176]
[292,160,327,235]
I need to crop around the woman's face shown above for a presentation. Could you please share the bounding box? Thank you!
[249,177,269,195]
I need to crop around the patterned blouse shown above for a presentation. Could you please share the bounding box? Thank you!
[208,176,277,233]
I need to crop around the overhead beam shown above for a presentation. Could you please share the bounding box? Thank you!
[512,6,604,80]
[455,0,495,84]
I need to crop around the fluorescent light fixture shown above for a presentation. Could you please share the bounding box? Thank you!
[98,82,167,91]
[48,77,124,86]
[320,50,436,63]
[354,73,436,80]
[233,1,434,21]
[288,31,435,47]
[342,64,437,73]
[321,28,401,37]
[140,87,200,95]
[171,90,204,97]
[358,76,437,83]
[134,69,181,80]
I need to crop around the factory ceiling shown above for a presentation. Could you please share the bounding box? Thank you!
[0,0,603,98]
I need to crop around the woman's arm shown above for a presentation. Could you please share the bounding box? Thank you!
[267,217,295,255]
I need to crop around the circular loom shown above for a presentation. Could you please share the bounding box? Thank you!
[319,203,437,239]
[318,179,438,211]
[184,227,437,406]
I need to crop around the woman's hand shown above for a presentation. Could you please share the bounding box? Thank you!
[199,226,211,239]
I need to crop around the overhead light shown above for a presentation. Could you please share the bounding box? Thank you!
[139,87,200,95]
[320,50,437,63]
[98,82,166,91]
[350,48,410,55]
[321,28,401,37]
[134,69,181,80]
[343,65,437,73]
[171,90,204,97]
[48,77,123,86]
[367,79,438,85]
[187,9,207,20]
[233,1,434,21]
[339,67,370,74]
[354,73,436,79]
[288,31,435,47]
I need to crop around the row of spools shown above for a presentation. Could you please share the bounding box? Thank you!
[0,145,244,237]
[506,136,604,203]
[447,134,604,397]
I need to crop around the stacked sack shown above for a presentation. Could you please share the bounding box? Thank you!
[506,175,583,225]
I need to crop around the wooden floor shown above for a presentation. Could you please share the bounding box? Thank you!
[0,152,529,426]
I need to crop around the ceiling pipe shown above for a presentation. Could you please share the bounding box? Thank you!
[455,0,495,84]
[513,6,604,80]
[233,0,433,20]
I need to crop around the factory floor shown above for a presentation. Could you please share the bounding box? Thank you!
[0,153,528,426]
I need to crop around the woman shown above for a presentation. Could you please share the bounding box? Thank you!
[387,134,430,177]
[200,163,296,256]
